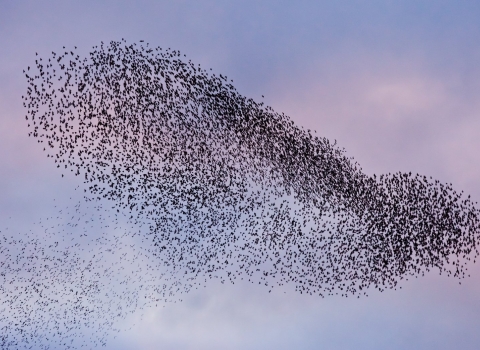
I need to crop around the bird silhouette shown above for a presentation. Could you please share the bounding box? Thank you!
[3,39,479,348]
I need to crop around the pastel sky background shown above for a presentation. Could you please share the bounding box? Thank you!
[2,1,480,349]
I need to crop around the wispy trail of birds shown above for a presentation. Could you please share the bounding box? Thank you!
[3,39,479,348]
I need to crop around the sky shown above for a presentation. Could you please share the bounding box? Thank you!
[1,0,480,349]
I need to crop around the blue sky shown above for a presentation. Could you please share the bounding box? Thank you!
[1,1,480,349]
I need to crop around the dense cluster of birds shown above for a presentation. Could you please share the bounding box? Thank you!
[4,39,480,348]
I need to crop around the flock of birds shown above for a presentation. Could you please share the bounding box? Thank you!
[2,39,479,348]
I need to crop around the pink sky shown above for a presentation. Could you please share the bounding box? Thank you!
[1,1,480,349]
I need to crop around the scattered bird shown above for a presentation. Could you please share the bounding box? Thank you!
[5,39,479,349]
